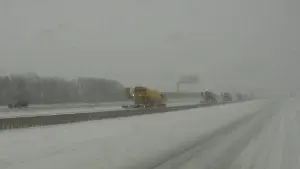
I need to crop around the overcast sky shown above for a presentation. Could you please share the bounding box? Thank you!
[0,0,299,93]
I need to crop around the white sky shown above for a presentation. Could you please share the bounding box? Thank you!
[0,0,299,94]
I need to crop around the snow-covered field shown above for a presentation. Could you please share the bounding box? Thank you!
[0,99,270,169]
[0,98,200,118]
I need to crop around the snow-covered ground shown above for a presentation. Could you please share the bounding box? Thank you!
[0,99,269,169]
[0,98,200,118]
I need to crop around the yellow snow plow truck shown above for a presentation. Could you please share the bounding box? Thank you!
[122,86,167,108]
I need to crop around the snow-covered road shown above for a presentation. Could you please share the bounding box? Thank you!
[0,99,298,169]
[0,99,199,118]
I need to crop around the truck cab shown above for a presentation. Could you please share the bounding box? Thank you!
[123,86,167,108]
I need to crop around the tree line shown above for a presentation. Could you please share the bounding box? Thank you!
[0,73,127,105]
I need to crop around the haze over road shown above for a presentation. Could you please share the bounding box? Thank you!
[0,99,299,169]
[1,0,300,94]
[1,0,300,168]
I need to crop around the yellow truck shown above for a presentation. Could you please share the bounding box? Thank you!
[123,86,167,108]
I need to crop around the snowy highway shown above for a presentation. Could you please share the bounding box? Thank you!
[0,98,199,118]
[0,99,298,169]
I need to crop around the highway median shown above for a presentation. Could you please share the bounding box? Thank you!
[0,100,249,131]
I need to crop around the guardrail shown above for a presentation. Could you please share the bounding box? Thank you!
[0,100,249,131]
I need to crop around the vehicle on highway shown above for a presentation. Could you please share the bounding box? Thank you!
[122,86,167,108]
[221,92,233,102]
[8,100,29,109]
[200,90,219,104]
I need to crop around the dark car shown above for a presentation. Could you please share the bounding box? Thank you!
[8,100,29,109]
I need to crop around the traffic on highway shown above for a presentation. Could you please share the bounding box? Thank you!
[2,0,297,168]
